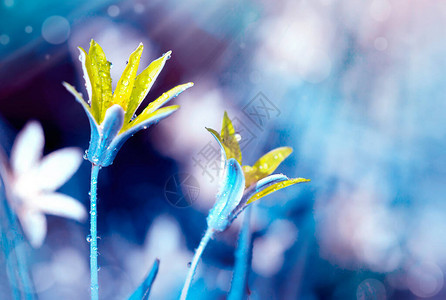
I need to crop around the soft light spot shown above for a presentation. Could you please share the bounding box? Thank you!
[41,16,70,44]
[4,0,14,7]
[25,26,33,34]
[374,37,388,51]
[0,34,9,45]
[107,5,120,17]
[356,278,386,300]
[52,248,87,285]
[32,262,55,292]
[407,263,443,298]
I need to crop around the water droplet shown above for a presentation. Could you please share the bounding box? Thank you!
[97,266,101,271]
[86,235,92,242]
[187,262,192,268]
[122,79,129,86]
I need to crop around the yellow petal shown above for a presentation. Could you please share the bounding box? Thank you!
[219,111,242,164]
[88,40,113,123]
[78,47,100,122]
[246,178,310,204]
[123,83,192,131]
[112,43,143,111]
[243,147,293,187]
[124,51,172,125]
[128,105,180,130]
[221,111,235,139]
[62,82,94,119]
[206,127,243,165]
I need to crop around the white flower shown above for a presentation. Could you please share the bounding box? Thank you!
[2,121,86,248]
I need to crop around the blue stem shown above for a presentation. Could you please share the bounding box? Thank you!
[90,164,101,300]
[128,258,160,300]
[228,206,252,300]
[180,227,214,300]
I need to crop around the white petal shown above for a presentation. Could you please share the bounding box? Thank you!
[19,209,47,248]
[11,121,44,176]
[34,193,87,221]
[36,148,83,191]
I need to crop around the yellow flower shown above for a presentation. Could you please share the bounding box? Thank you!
[206,112,310,231]
[64,40,193,167]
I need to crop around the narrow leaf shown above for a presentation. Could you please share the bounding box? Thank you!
[128,259,160,300]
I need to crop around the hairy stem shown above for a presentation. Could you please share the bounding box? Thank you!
[180,227,214,300]
[89,164,101,300]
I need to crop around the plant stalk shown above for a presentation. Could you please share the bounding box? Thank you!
[89,164,101,300]
[228,206,252,300]
[180,227,213,300]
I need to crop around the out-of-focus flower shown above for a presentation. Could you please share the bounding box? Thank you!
[64,40,193,167]
[1,122,86,248]
[205,112,310,232]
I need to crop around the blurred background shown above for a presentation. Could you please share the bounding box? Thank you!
[1,0,446,299]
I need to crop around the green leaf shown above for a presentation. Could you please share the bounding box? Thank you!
[112,43,143,111]
[243,147,293,187]
[246,177,310,204]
